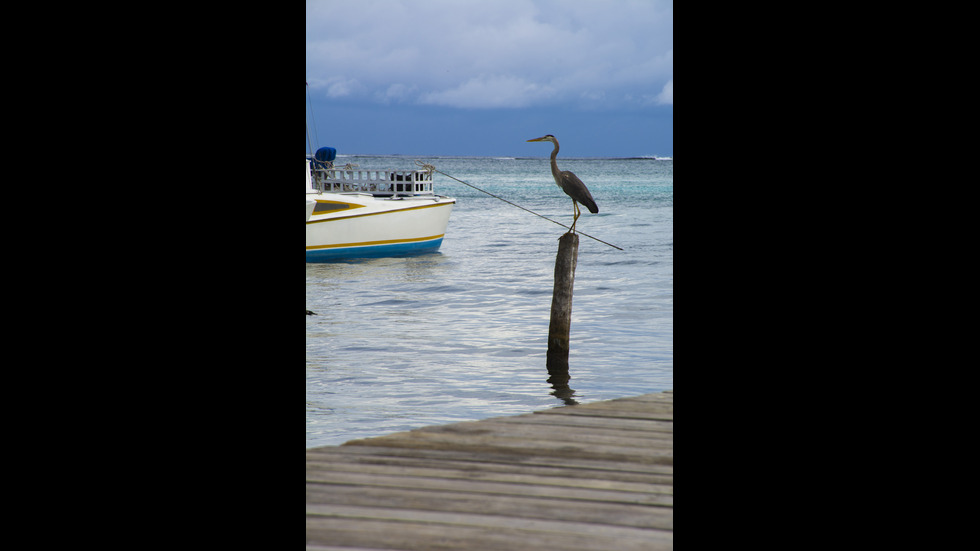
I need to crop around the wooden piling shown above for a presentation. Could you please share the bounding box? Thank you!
[547,232,579,374]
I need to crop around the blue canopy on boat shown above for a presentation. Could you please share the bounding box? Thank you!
[314,147,337,168]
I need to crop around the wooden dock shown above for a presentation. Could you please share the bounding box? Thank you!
[306,390,673,550]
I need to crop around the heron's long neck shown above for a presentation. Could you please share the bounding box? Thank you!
[549,142,561,180]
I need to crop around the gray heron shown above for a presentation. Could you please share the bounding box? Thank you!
[527,134,598,233]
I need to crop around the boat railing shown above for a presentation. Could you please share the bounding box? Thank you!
[310,168,435,196]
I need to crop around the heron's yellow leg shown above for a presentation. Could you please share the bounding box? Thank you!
[571,200,580,233]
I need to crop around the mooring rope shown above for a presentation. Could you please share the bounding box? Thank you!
[416,160,623,251]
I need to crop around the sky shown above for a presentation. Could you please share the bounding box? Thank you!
[306,0,672,158]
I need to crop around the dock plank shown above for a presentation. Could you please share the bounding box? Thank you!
[307,515,672,551]
[306,484,674,530]
[412,418,674,443]
[308,470,673,505]
[535,410,672,420]
[308,453,673,486]
[307,390,673,550]
[351,423,673,452]
[311,444,674,475]
[493,412,674,433]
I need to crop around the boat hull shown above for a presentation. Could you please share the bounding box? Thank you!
[307,235,446,261]
[306,194,454,262]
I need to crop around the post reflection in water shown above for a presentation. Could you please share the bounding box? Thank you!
[546,356,579,406]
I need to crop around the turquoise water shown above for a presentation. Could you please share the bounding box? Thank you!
[306,155,672,447]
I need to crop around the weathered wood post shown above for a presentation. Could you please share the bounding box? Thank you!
[547,232,579,377]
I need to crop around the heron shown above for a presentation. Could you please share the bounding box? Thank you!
[526,134,598,233]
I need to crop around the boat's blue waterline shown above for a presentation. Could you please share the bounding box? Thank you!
[306,237,444,262]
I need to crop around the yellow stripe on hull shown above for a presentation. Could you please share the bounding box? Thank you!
[306,234,445,251]
[306,201,452,225]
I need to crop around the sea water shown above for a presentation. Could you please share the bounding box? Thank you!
[306,155,672,447]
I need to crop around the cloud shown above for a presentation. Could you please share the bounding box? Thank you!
[376,82,419,104]
[419,74,555,108]
[325,78,360,98]
[306,0,672,110]
[656,79,673,105]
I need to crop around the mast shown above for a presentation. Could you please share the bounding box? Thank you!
[306,81,317,158]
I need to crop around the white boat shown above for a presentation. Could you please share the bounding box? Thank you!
[305,153,455,262]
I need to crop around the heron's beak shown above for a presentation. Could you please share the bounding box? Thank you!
[527,136,548,142]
